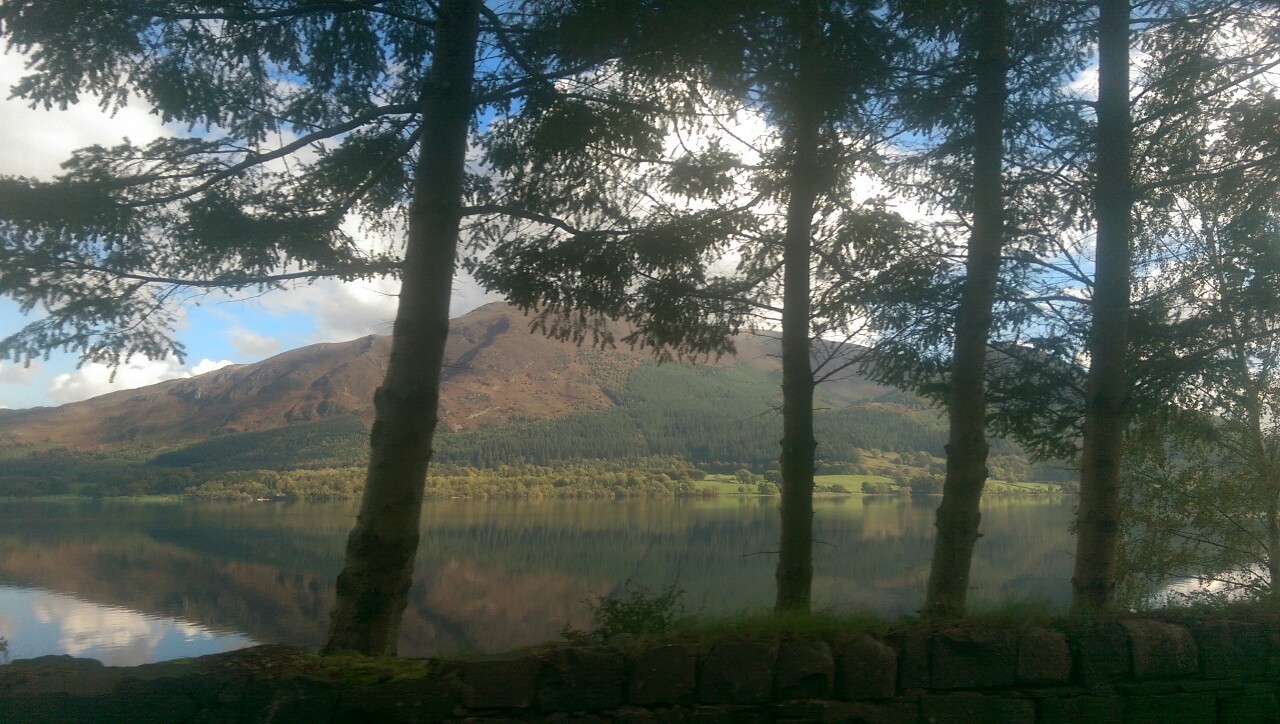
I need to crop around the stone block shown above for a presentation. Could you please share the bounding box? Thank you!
[117,669,230,709]
[334,676,455,723]
[1220,693,1279,723]
[1192,620,1268,680]
[612,705,685,723]
[1072,622,1130,685]
[687,706,771,723]
[1020,686,1087,699]
[889,629,929,692]
[985,697,1036,723]
[1122,619,1198,679]
[457,653,539,709]
[1123,693,1216,724]
[1176,677,1243,692]
[1036,695,1122,724]
[0,666,125,697]
[920,693,1034,724]
[774,699,917,723]
[1116,680,1178,696]
[536,646,625,712]
[1017,627,1072,685]
[836,634,897,701]
[929,627,1017,689]
[697,641,774,705]
[919,692,986,722]
[628,644,697,706]
[774,639,833,700]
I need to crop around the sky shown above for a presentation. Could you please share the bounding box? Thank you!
[0,30,1110,412]
[0,51,501,410]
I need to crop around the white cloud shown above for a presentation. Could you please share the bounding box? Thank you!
[228,327,281,358]
[0,360,38,384]
[191,358,234,376]
[261,269,501,344]
[0,52,170,180]
[47,356,234,404]
[264,277,400,341]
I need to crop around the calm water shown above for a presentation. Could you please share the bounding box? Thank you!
[0,496,1075,664]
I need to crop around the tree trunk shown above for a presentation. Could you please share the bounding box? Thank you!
[923,0,1008,620]
[323,0,480,655]
[1240,379,1280,603]
[775,1,823,614]
[1072,0,1132,615]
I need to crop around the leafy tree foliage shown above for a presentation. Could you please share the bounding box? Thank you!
[0,0,617,655]
[473,0,915,613]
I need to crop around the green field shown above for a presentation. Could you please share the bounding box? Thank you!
[814,474,894,487]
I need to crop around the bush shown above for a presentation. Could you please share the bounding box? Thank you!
[756,481,780,495]
[908,474,945,495]
[562,583,686,643]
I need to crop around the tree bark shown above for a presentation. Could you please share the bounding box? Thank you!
[923,0,1008,620]
[1072,0,1132,615]
[775,1,823,614]
[323,0,480,655]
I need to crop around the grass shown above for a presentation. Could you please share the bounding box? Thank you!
[984,480,1063,494]
[814,474,894,487]
[659,609,895,648]
[692,479,755,494]
[964,597,1060,628]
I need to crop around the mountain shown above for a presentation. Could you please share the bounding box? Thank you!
[0,302,894,452]
[0,301,1045,496]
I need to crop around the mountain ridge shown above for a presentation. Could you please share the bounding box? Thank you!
[0,302,891,453]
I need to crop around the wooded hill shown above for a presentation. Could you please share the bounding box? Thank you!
[0,303,1069,495]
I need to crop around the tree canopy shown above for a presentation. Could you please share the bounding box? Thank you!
[3,0,1280,644]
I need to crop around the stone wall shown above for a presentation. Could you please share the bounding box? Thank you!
[1,616,1278,722]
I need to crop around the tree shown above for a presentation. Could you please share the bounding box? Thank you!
[323,0,480,655]
[1071,0,1134,615]
[862,0,1093,617]
[1070,0,1280,613]
[912,0,1011,620]
[473,0,903,613]
[0,0,603,655]
[1116,2,1280,606]
[1120,174,1280,605]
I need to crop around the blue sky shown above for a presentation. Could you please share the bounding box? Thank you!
[0,51,499,410]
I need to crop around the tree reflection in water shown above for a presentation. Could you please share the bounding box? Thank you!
[0,497,1073,661]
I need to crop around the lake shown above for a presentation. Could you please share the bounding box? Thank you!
[0,496,1075,665]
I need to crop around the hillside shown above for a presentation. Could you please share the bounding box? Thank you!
[0,303,1072,496]
[0,303,659,448]
[0,302,899,454]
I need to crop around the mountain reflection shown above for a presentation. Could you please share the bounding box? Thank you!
[0,497,1074,662]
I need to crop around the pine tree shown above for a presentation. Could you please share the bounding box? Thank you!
[472,0,902,612]
[0,0,612,654]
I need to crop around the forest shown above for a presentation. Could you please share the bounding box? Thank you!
[0,0,1277,655]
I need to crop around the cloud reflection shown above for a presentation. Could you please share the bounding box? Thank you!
[7,588,253,666]
[32,595,165,662]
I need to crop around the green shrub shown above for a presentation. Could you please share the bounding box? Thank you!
[562,583,686,643]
